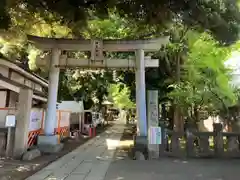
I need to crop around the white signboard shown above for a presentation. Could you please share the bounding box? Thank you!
[149,126,162,144]
[59,111,70,127]
[29,108,43,131]
[148,91,159,127]
[147,90,160,159]
[147,90,161,144]
[5,115,16,127]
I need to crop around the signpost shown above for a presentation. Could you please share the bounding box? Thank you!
[147,90,160,159]
[5,115,16,157]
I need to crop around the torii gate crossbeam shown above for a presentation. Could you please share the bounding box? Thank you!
[28,35,169,51]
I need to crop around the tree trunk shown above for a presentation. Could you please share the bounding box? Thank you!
[173,55,184,132]
[161,104,167,121]
[194,105,199,122]
[173,105,179,131]
[169,104,174,130]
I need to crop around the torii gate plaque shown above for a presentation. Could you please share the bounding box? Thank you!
[28,35,169,152]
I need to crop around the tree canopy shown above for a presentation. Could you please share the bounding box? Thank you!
[1,0,240,44]
[169,32,237,118]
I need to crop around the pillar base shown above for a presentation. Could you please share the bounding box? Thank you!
[133,136,148,159]
[148,149,159,159]
[37,135,63,153]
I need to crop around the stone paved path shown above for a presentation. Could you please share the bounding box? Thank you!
[26,120,240,180]
[25,121,125,180]
[105,157,240,180]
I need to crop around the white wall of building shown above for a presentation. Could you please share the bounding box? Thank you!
[58,101,84,113]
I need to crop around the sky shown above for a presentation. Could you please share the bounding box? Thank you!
[224,51,240,87]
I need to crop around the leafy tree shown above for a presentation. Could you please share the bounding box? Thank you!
[168,32,237,125]
[2,0,240,44]
[57,69,115,109]
[0,9,71,70]
[108,83,135,109]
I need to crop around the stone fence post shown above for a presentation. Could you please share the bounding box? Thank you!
[213,123,224,156]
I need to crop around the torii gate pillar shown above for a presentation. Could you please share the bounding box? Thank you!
[135,49,147,136]
[44,48,61,135]
[38,48,62,152]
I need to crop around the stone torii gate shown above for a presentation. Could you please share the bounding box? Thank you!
[27,35,169,151]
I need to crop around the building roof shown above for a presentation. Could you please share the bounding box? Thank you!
[0,73,47,102]
[0,56,48,87]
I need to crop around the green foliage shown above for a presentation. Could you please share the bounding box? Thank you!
[0,9,71,70]
[0,0,10,29]
[2,0,240,44]
[168,32,237,114]
[108,83,135,109]
[83,14,131,39]
[57,67,126,109]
